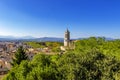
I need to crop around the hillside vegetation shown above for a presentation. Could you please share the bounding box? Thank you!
[75,37,120,60]
[3,37,120,80]
[25,41,63,52]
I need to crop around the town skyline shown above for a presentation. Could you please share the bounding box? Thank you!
[0,0,120,38]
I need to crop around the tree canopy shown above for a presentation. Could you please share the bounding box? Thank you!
[11,46,28,66]
[4,37,120,80]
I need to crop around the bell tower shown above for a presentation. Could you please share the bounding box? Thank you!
[64,29,70,47]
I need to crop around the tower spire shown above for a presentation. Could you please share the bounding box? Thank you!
[66,28,69,33]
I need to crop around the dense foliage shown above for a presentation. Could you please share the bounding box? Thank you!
[4,37,120,80]
[75,37,120,59]
[4,51,120,80]
[11,46,28,66]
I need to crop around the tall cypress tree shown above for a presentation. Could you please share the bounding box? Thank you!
[11,46,28,66]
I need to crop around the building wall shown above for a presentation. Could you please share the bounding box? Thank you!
[64,29,70,47]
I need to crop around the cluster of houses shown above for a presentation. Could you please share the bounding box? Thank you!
[0,41,55,74]
[0,42,30,74]
[0,29,74,74]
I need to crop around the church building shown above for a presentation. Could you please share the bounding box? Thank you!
[60,29,75,51]
[64,29,70,47]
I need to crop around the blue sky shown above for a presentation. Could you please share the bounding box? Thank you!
[0,0,120,38]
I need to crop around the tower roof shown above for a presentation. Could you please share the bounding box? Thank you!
[66,28,70,33]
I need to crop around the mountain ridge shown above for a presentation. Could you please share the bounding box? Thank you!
[0,35,115,42]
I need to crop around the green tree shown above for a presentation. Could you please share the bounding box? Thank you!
[11,46,28,66]
[4,37,120,80]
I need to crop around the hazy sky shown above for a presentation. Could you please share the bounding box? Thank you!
[0,0,120,38]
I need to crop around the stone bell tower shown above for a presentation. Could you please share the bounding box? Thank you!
[64,29,70,47]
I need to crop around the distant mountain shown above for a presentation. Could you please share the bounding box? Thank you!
[105,38,114,40]
[0,36,64,42]
[0,35,35,39]
[13,37,64,42]
[0,35,115,42]
[0,35,15,39]
[77,37,114,41]
[29,37,64,42]
[17,36,35,39]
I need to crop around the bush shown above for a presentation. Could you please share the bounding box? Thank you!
[4,51,120,80]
